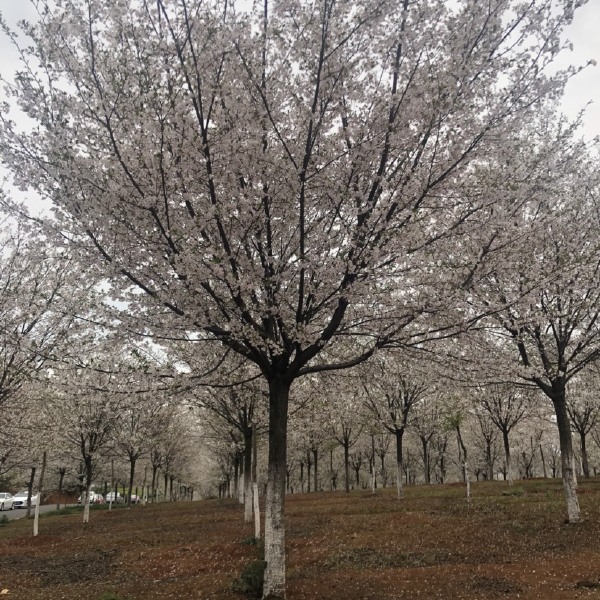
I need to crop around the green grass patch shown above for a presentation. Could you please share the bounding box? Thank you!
[232,560,266,599]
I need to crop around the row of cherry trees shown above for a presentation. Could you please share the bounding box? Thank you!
[206,363,600,499]
[0,232,202,519]
[3,351,201,522]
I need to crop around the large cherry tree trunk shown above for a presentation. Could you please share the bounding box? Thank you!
[263,377,290,600]
[553,386,580,523]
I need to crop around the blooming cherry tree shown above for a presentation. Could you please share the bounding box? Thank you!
[0,0,586,595]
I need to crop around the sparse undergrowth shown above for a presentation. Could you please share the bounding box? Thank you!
[1,479,600,599]
[232,560,266,599]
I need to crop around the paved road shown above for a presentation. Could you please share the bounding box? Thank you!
[1,504,76,521]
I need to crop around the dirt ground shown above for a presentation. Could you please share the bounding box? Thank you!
[1,478,600,599]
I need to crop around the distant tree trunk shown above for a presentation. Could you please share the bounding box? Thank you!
[539,444,548,478]
[83,455,93,524]
[252,422,260,539]
[299,461,304,493]
[579,431,590,479]
[56,468,66,511]
[395,428,404,499]
[354,464,360,486]
[371,435,376,493]
[306,451,312,493]
[456,426,470,504]
[421,436,431,484]
[244,428,253,522]
[127,455,137,506]
[33,452,47,537]
[141,466,148,505]
[486,440,494,481]
[233,452,240,501]
[502,429,513,486]
[26,467,36,519]
[329,448,335,491]
[163,472,168,500]
[313,448,318,492]
[109,460,115,510]
[343,441,350,494]
[150,464,158,503]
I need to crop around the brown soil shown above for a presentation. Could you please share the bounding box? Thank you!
[1,478,600,599]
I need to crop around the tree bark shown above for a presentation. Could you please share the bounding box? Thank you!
[553,388,581,523]
[262,377,290,600]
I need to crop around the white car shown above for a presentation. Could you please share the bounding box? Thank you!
[78,491,99,504]
[12,490,39,509]
[105,492,124,503]
[0,493,14,510]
